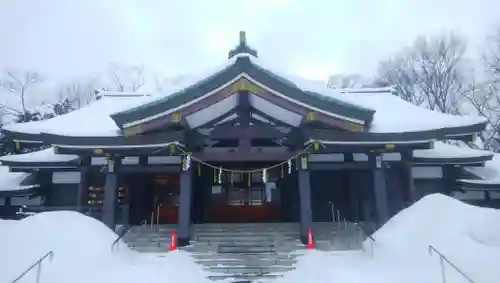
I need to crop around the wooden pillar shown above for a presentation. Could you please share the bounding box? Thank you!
[77,156,91,210]
[102,156,121,230]
[178,155,194,246]
[443,165,459,195]
[369,153,389,226]
[402,151,416,204]
[298,154,312,245]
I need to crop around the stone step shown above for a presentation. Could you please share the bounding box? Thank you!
[193,236,299,243]
[205,265,295,274]
[129,246,171,253]
[207,273,283,281]
[193,228,300,233]
[194,223,298,227]
[190,252,303,260]
[197,258,298,267]
[194,232,300,238]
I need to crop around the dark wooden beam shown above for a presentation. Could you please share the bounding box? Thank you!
[209,124,285,139]
[195,149,293,161]
[238,91,251,126]
[194,108,239,129]
[249,88,363,131]
[250,108,291,127]
[237,91,251,149]
[309,162,372,171]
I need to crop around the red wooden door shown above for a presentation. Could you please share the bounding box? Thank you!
[209,171,280,222]
[152,173,180,224]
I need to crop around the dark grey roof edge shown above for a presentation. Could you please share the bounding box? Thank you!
[40,131,185,147]
[413,154,493,164]
[0,186,38,197]
[3,130,44,143]
[458,180,500,189]
[0,159,79,167]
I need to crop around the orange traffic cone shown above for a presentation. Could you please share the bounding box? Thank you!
[306,227,314,249]
[169,230,177,251]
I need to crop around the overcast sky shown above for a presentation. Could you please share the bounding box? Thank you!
[1,0,500,85]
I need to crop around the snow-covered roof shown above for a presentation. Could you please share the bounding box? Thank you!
[3,54,487,138]
[462,154,500,185]
[414,142,494,161]
[2,94,151,137]
[0,166,39,192]
[245,56,486,133]
[0,148,77,164]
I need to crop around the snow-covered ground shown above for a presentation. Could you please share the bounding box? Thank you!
[277,194,500,283]
[0,211,210,283]
[2,194,499,283]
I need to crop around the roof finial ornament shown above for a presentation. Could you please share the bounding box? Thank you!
[239,31,246,44]
[228,31,258,59]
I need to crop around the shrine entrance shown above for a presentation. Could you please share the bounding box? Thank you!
[205,162,283,222]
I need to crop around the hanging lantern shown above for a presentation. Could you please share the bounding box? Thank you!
[169,143,175,154]
[262,168,268,183]
[218,166,222,184]
[287,159,292,174]
[213,168,217,183]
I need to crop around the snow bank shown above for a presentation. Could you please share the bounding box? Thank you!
[278,194,500,283]
[0,211,209,283]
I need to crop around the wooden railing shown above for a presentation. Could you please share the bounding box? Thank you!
[428,245,476,283]
[11,251,54,283]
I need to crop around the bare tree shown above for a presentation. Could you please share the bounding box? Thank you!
[412,34,466,114]
[0,70,42,113]
[327,74,364,89]
[461,29,500,151]
[375,34,466,114]
[107,64,145,92]
[58,79,99,109]
[375,53,424,105]
[460,77,500,150]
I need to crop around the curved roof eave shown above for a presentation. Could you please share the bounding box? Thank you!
[110,56,375,129]
[2,130,44,143]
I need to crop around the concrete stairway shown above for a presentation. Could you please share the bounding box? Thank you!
[188,223,303,281]
[122,222,367,281]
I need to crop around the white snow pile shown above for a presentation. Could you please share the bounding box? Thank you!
[278,194,500,283]
[0,211,209,283]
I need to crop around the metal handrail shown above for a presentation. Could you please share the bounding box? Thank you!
[428,245,476,283]
[356,222,376,256]
[12,250,54,283]
[356,222,376,243]
[111,224,132,252]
